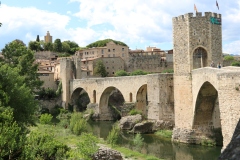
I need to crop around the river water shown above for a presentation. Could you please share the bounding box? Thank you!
[88,121,221,160]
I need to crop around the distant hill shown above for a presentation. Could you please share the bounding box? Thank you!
[86,39,128,48]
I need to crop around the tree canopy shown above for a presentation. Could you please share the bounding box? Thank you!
[53,38,62,52]
[94,60,108,77]
[86,39,128,48]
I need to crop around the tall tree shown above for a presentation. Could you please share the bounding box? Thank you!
[94,60,108,77]
[36,35,40,42]
[62,41,70,53]
[63,40,79,54]
[44,42,53,51]
[28,41,41,51]
[1,39,43,92]
[53,38,62,52]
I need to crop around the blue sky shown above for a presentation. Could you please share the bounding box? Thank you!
[0,0,240,54]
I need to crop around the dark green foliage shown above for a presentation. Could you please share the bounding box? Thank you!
[69,113,87,135]
[86,39,128,48]
[162,69,174,73]
[224,55,234,61]
[155,130,172,138]
[53,38,62,52]
[107,123,120,147]
[39,113,53,124]
[43,42,53,51]
[22,131,69,159]
[0,108,26,159]
[62,41,70,53]
[0,22,2,27]
[28,41,42,51]
[37,87,56,99]
[63,40,80,54]
[56,81,62,96]
[36,35,40,42]
[1,39,43,93]
[0,64,37,124]
[231,61,240,67]
[133,133,144,148]
[115,70,129,76]
[50,105,61,117]
[58,52,71,57]
[94,60,108,77]
[130,70,150,76]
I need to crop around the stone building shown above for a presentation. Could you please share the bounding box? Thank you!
[44,31,52,43]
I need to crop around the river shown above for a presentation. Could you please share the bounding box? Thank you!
[87,121,221,160]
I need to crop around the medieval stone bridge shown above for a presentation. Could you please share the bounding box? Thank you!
[69,74,174,121]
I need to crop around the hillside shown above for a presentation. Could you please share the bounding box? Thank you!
[86,39,128,48]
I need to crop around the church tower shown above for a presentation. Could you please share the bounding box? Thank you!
[172,12,222,142]
[44,31,53,43]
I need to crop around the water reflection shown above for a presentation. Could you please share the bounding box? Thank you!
[88,121,221,160]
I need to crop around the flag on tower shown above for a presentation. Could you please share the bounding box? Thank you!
[194,4,198,13]
[216,1,219,10]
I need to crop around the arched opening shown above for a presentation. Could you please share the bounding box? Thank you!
[193,82,223,146]
[130,92,133,102]
[193,47,208,69]
[99,87,125,121]
[93,90,96,103]
[71,88,90,112]
[136,84,148,118]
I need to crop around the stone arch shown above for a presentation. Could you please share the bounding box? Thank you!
[193,81,223,146]
[71,87,90,112]
[192,46,208,69]
[136,84,148,117]
[99,86,125,120]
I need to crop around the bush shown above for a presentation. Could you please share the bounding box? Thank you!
[22,131,69,159]
[115,70,129,77]
[69,113,87,135]
[107,123,120,147]
[231,61,240,67]
[130,70,149,76]
[39,113,53,124]
[200,139,216,147]
[77,133,99,160]
[224,55,234,61]
[128,109,142,115]
[50,105,61,117]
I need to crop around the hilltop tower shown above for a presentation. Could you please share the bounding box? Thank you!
[172,12,222,142]
[44,31,52,43]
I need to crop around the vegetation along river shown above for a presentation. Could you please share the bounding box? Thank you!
[88,121,221,160]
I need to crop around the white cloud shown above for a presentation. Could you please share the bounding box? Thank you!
[48,1,51,5]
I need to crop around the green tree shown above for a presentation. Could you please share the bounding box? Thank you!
[63,40,80,54]
[94,60,108,77]
[39,113,53,124]
[87,39,128,48]
[44,42,53,51]
[0,22,2,27]
[1,39,43,92]
[36,35,40,42]
[0,64,37,124]
[224,55,234,61]
[231,61,240,67]
[62,41,70,53]
[28,41,41,51]
[53,38,62,52]
[115,70,129,76]
[0,108,26,159]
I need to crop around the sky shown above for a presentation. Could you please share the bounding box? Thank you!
[0,0,240,54]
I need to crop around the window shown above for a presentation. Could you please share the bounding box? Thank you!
[122,53,124,57]
[108,49,110,52]
[102,49,104,54]
[112,66,114,69]
[107,67,109,69]
[122,48,124,51]
[112,72,114,74]
[113,49,115,52]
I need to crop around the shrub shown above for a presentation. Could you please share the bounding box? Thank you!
[22,131,69,159]
[39,113,53,125]
[77,133,99,160]
[224,55,234,61]
[50,105,61,117]
[115,70,129,77]
[107,123,120,147]
[128,109,142,115]
[155,130,172,138]
[69,113,87,135]
[231,61,240,67]
[200,139,216,147]
[130,70,149,76]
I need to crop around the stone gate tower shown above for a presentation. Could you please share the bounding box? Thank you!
[172,12,222,142]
